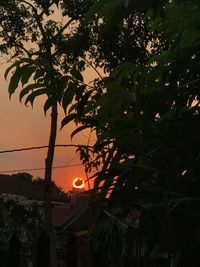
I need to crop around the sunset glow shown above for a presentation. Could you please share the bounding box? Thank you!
[72,178,85,189]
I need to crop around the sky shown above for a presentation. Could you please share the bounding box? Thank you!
[0,64,96,192]
[0,4,100,192]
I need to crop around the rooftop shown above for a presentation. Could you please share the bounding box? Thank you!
[0,174,68,203]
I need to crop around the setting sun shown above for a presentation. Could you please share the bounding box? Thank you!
[72,178,85,189]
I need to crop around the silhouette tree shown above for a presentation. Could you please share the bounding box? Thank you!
[0,0,96,265]
[68,0,200,265]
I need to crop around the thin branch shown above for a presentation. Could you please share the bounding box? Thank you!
[16,42,33,57]
[82,56,104,80]
[76,79,95,89]
[52,18,76,57]
[37,0,56,18]
[55,17,75,38]
[21,0,46,37]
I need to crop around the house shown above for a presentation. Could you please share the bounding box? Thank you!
[0,173,91,267]
[0,173,173,267]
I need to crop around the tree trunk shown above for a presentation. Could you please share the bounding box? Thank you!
[44,102,58,267]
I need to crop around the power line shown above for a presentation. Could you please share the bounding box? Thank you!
[0,163,83,174]
[0,144,93,154]
[0,154,81,174]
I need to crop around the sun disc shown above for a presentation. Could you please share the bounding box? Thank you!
[73,178,84,189]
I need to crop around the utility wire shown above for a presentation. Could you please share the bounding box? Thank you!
[0,154,81,174]
[0,163,83,174]
[0,144,93,154]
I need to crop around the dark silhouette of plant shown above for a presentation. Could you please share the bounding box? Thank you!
[1,1,96,265]
[65,0,200,266]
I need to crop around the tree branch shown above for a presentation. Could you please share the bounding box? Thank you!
[82,56,104,80]
[55,17,75,38]
[21,0,46,37]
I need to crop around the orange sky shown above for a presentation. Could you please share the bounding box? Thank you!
[0,4,101,192]
[0,64,97,192]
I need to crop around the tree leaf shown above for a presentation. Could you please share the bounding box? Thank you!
[4,61,19,80]
[84,0,109,22]
[19,57,40,67]
[71,125,91,139]
[75,84,86,100]
[68,103,78,114]
[43,96,55,115]
[33,68,45,81]
[77,90,92,117]
[85,0,123,22]
[21,66,37,86]
[70,69,84,82]
[59,75,70,88]
[8,65,22,97]
[180,29,200,49]
[62,85,76,113]
[24,88,47,106]
[19,83,44,102]
[40,58,52,72]
[61,113,77,129]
